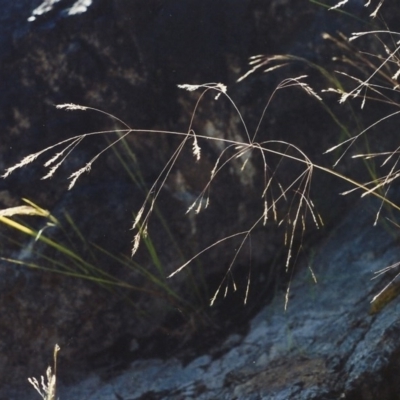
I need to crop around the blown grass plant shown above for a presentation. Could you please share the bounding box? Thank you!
[1,0,399,314]
[2,70,400,311]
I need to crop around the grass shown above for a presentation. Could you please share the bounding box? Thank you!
[3,1,397,314]
[3,67,400,312]
[0,198,203,315]
[329,0,385,18]
[1,0,399,397]
[28,344,59,400]
[314,0,400,304]
[1,80,323,309]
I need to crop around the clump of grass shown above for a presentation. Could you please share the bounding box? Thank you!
[4,78,396,312]
[0,85,391,314]
[28,344,60,400]
[2,79,329,309]
[2,0,398,310]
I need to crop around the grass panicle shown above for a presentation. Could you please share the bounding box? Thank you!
[28,344,59,400]
[329,0,385,18]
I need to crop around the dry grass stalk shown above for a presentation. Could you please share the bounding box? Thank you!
[330,0,385,18]
[28,344,60,400]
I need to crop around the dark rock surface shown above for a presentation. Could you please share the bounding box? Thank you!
[1,0,400,398]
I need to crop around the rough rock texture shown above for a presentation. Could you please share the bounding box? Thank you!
[1,0,400,397]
